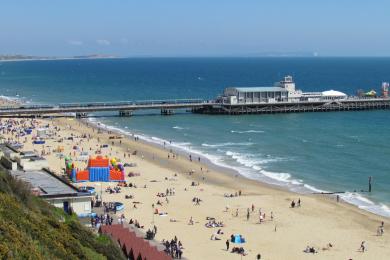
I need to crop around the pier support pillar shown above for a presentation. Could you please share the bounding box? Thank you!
[369,176,372,192]
[161,108,174,115]
[119,110,133,117]
[75,112,88,118]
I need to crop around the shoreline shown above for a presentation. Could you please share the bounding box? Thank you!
[0,94,389,219]
[86,116,390,219]
[59,116,389,259]
[1,102,389,258]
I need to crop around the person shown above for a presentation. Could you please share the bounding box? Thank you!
[379,225,384,236]
[256,253,261,259]
[246,208,250,221]
[298,198,301,207]
[359,241,366,252]
[259,214,264,223]
[226,239,230,251]
[291,200,295,208]
[153,225,157,235]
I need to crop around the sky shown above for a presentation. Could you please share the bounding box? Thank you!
[1,0,390,57]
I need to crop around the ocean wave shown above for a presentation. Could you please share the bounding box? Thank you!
[231,130,264,134]
[303,183,328,193]
[340,192,390,217]
[173,126,187,130]
[202,142,254,148]
[225,151,286,164]
[85,117,390,218]
[224,151,297,184]
[261,170,292,183]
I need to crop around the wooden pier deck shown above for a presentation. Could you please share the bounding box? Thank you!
[0,98,389,117]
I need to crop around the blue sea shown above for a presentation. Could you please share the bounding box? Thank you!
[1,57,389,217]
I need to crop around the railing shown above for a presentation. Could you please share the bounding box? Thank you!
[0,99,208,111]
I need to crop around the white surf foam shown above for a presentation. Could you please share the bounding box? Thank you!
[172,126,187,130]
[231,130,264,134]
[202,142,254,148]
[340,192,390,217]
[85,117,390,218]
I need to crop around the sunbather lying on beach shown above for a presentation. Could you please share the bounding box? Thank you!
[304,246,317,254]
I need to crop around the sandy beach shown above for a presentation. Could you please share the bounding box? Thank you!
[1,114,389,260]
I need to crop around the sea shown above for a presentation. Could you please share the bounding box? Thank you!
[0,57,389,217]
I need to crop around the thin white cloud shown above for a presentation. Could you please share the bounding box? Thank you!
[97,39,111,46]
[68,40,83,46]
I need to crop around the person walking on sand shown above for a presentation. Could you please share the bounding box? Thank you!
[246,208,250,221]
[226,239,230,251]
[359,241,366,252]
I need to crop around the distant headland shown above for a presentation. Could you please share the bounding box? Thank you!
[0,54,118,62]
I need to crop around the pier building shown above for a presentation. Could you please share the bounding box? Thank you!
[0,76,389,117]
[220,76,347,104]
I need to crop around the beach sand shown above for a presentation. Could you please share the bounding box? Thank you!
[2,115,389,260]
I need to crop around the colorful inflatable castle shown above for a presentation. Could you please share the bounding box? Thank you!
[68,156,125,182]
[65,157,77,181]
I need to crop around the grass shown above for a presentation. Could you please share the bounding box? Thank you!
[0,170,125,260]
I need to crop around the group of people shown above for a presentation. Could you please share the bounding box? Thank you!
[192,197,202,205]
[145,225,158,240]
[231,247,246,255]
[205,218,224,228]
[224,190,242,198]
[105,186,121,194]
[290,198,301,208]
[103,202,120,213]
[91,213,114,228]
[162,237,183,259]
[128,218,144,229]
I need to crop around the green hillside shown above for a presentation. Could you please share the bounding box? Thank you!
[0,170,125,260]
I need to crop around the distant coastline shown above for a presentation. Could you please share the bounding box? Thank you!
[0,54,119,62]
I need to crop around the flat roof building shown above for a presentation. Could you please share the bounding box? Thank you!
[0,144,92,217]
[9,169,93,217]
[221,76,347,104]
[223,86,288,104]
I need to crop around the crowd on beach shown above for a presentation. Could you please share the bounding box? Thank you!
[162,236,184,259]
[0,111,389,259]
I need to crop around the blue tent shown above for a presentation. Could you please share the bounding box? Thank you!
[233,234,246,244]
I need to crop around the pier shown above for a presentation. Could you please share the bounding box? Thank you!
[0,97,390,117]
[0,99,211,117]
[193,98,390,115]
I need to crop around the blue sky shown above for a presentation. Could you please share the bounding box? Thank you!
[1,0,389,57]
